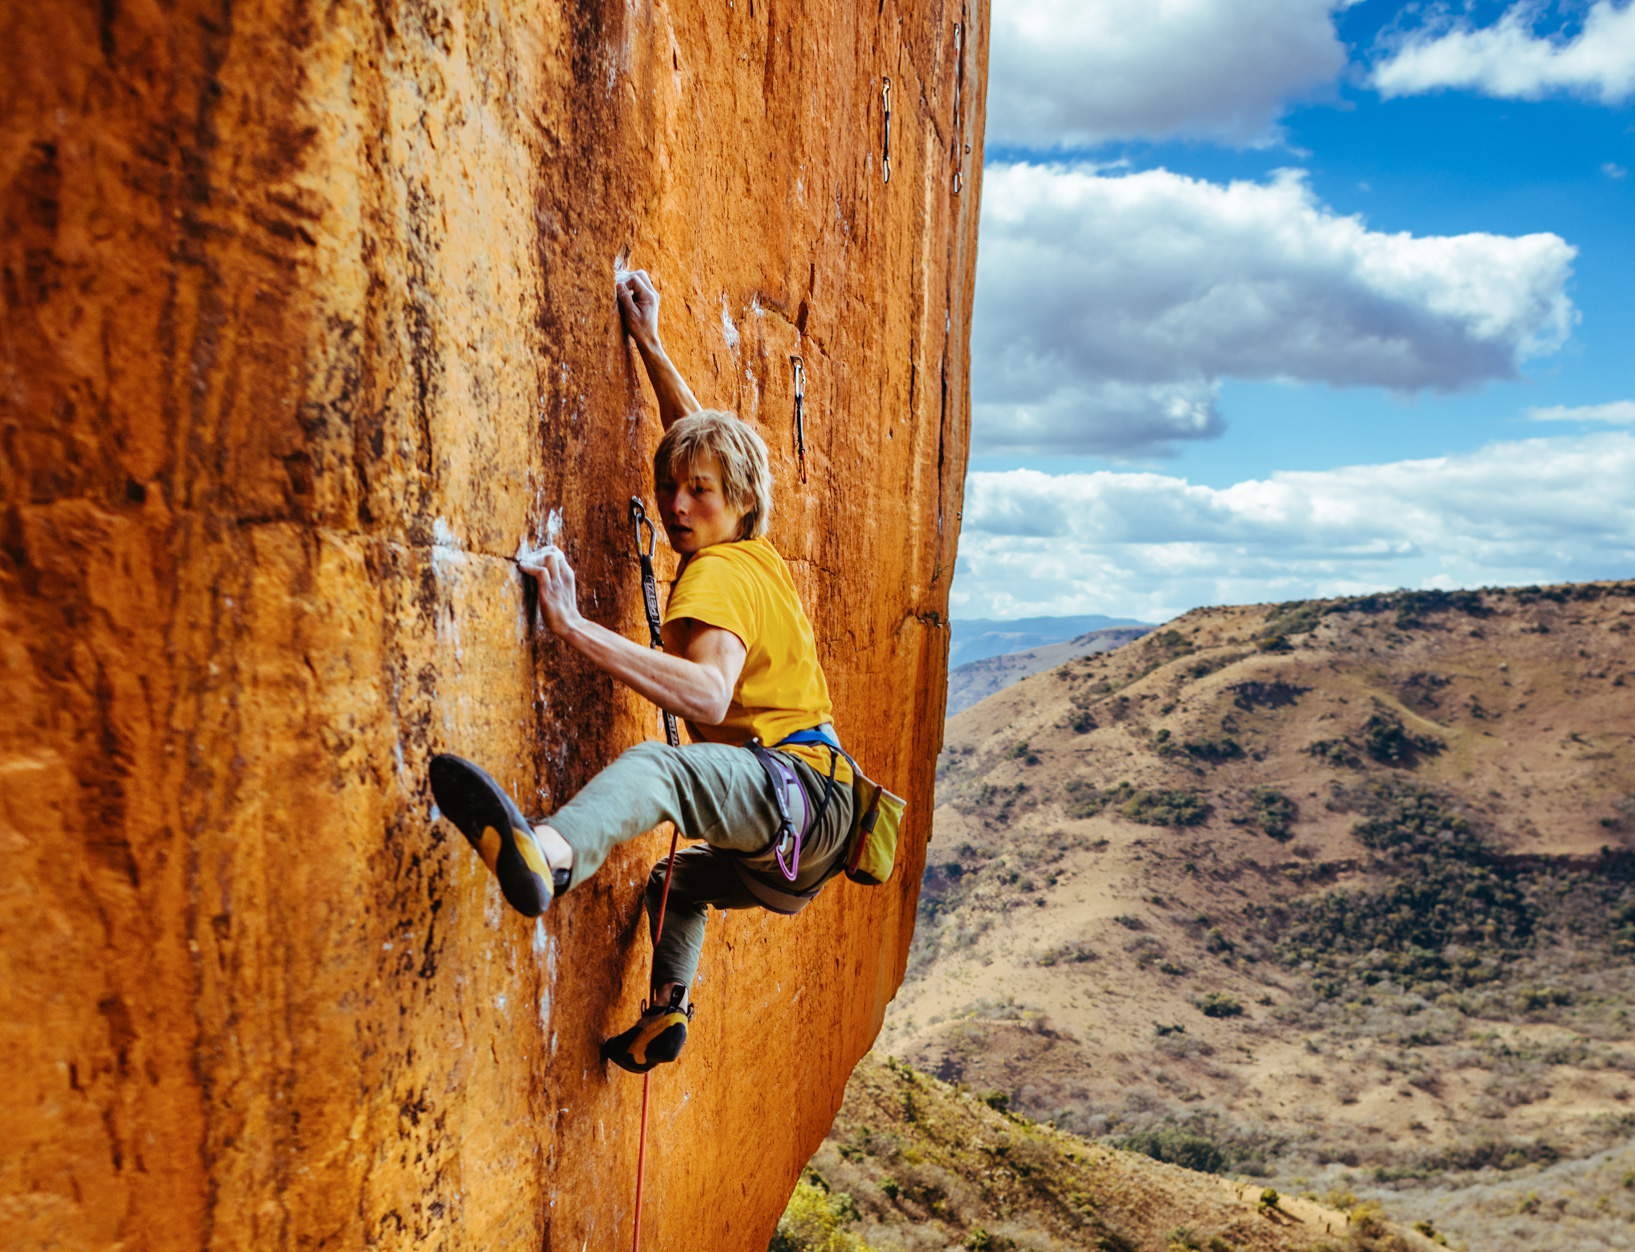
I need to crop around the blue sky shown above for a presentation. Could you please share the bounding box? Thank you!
[953,0,1635,620]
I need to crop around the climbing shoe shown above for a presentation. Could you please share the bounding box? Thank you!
[601,987,694,1074]
[429,753,569,917]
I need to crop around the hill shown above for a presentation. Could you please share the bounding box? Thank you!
[772,1051,1438,1252]
[947,627,1154,718]
[884,582,1635,1252]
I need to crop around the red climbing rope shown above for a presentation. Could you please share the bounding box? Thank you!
[629,497,684,1252]
[631,833,678,1252]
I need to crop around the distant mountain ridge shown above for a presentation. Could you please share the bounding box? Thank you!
[950,615,1151,668]
[945,625,1153,718]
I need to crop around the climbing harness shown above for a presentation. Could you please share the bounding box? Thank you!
[745,736,835,883]
[951,23,965,194]
[626,496,683,1252]
[780,726,907,887]
[881,77,892,183]
[790,354,807,483]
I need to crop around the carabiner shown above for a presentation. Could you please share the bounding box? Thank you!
[629,496,657,560]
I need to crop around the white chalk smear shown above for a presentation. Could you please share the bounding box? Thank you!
[516,510,565,568]
[720,294,739,350]
[516,537,558,567]
[431,516,465,562]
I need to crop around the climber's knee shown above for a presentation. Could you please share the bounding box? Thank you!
[646,857,672,908]
[621,739,674,768]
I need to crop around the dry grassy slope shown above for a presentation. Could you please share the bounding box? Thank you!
[792,1052,1436,1252]
[882,582,1635,1198]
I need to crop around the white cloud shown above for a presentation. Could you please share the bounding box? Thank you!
[1527,399,1635,423]
[951,433,1635,620]
[1373,1,1635,104]
[988,0,1353,148]
[973,163,1577,457]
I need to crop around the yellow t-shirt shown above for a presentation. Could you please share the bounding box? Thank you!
[663,537,852,785]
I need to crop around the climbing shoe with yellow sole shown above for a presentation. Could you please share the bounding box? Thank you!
[601,988,694,1074]
[429,753,569,918]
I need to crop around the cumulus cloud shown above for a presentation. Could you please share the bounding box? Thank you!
[1527,399,1635,423]
[1373,1,1635,104]
[950,433,1635,620]
[973,163,1577,457]
[988,0,1353,148]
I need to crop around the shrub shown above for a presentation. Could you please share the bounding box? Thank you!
[1006,739,1040,766]
[1116,1128,1226,1174]
[1229,680,1311,711]
[1306,737,1360,767]
[1248,787,1297,840]
[1182,736,1243,765]
[964,1230,1015,1252]
[1067,779,1132,818]
[1036,941,1099,967]
[770,1179,878,1252]
[1196,993,1244,1018]
[1121,789,1209,827]
[1361,710,1443,766]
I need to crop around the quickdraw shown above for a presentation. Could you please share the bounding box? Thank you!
[630,498,682,750]
[626,496,682,1252]
[881,77,892,183]
[790,354,807,484]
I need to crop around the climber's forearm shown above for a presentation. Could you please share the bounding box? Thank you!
[634,338,703,431]
[561,618,734,725]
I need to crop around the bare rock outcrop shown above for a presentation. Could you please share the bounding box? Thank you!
[1,2,985,1248]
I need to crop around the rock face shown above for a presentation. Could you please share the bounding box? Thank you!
[0,3,984,1249]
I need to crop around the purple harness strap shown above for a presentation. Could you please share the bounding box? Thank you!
[745,739,828,882]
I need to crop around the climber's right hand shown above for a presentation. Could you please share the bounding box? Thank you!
[617,269,662,352]
[519,548,583,639]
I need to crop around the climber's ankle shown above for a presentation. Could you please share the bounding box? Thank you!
[652,981,688,1011]
[532,823,574,874]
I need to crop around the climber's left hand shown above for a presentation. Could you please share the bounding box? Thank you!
[520,548,583,639]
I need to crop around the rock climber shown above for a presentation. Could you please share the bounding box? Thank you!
[429,268,856,1074]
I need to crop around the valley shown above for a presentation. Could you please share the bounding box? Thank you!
[879,582,1635,1251]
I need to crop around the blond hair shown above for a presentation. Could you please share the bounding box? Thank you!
[653,410,774,540]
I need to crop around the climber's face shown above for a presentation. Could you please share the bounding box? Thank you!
[656,452,745,554]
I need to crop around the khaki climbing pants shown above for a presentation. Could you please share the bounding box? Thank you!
[547,741,854,990]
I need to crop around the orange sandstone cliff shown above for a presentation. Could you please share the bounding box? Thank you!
[0,2,985,1248]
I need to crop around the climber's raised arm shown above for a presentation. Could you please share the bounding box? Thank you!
[521,546,745,725]
[617,269,702,432]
